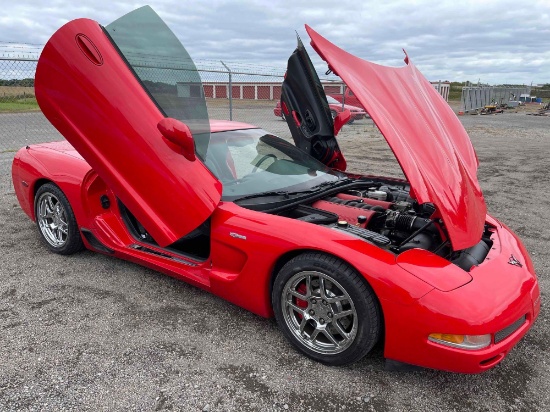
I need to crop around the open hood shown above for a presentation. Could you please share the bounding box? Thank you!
[306,25,487,250]
[281,36,348,171]
[35,6,221,247]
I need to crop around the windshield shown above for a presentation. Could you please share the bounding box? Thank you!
[204,129,342,199]
[326,96,340,104]
[105,6,210,160]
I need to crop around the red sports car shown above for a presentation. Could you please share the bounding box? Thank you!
[274,96,366,123]
[13,6,539,373]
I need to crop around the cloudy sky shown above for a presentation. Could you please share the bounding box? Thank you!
[1,0,549,84]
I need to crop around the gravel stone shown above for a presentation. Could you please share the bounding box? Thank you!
[0,108,549,411]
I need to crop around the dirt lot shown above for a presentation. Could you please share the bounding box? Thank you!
[0,107,549,411]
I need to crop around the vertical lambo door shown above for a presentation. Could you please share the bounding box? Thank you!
[35,6,221,248]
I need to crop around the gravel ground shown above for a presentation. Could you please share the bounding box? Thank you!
[0,108,548,411]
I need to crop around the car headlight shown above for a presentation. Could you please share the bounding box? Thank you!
[428,333,491,350]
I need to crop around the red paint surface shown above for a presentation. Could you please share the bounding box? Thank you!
[35,19,222,247]
[311,199,376,227]
[203,85,214,98]
[14,15,539,374]
[335,193,392,209]
[12,138,540,373]
[231,85,240,99]
[257,86,270,100]
[307,25,487,250]
[273,86,282,100]
[243,86,255,99]
[216,86,227,99]
[273,101,364,120]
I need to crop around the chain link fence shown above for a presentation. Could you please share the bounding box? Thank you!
[0,42,465,194]
[0,46,349,192]
[1,54,56,152]
[0,44,338,193]
[0,55,304,153]
[1,43,453,156]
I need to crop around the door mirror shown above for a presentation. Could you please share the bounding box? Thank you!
[157,118,195,161]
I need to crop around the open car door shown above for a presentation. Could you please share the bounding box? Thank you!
[35,6,221,247]
[281,36,347,171]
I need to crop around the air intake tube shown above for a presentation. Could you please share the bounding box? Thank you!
[385,212,440,252]
[386,212,439,235]
[451,240,491,271]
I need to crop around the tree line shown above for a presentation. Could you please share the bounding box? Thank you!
[0,78,34,87]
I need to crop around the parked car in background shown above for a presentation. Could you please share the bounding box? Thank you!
[330,87,365,110]
[326,95,367,122]
[274,96,366,123]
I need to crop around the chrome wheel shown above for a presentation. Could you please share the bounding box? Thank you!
[281,270,358,355]
[37,192,68,248]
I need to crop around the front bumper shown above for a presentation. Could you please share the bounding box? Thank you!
[382,220,540,373]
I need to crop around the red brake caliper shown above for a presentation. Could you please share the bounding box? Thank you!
[295,283,308,319]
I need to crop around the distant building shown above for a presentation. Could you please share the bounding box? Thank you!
[201,81,450,101]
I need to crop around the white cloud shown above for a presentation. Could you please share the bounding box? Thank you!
[0,0,549,84]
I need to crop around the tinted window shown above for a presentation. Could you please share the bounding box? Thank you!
[105,6,210,159]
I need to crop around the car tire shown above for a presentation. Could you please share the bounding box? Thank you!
[347,118,355,124]
[34,183,84,255]
[272,252,381,366]
[330,110,337,120]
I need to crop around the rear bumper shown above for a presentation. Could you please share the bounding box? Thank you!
[382,221,540,373]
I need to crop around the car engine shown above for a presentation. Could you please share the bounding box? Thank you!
[280,182,493,271]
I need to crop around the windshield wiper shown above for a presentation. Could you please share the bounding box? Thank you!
[234,191,294,202]
[235,178,353,202]
[305,177,353,192]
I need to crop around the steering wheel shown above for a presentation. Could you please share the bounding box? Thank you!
[251,154,277,173]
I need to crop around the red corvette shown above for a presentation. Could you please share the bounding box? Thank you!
[12,6,539,373]
[274,96,366,123]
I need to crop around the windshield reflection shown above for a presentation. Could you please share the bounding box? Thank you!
[204,129,341,199]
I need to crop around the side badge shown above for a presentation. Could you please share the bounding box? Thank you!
[508,255,523,268]
[75,34,104,66]
[230,232,247,240]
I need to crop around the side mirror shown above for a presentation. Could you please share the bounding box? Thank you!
[157,118,195,161]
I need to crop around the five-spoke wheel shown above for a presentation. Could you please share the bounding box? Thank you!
[35,183,83,255]
[281,270,358,354]
[273,252,380,365]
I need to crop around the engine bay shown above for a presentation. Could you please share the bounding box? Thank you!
[278,182,494,272]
